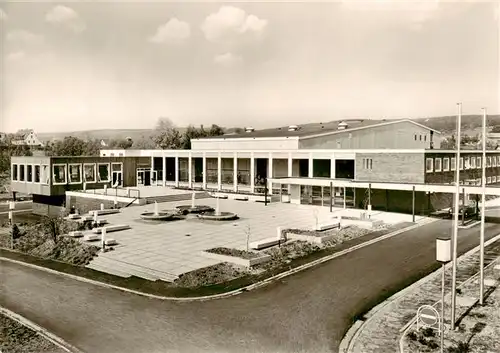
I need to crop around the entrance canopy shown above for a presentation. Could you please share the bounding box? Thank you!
[269,177,500,196]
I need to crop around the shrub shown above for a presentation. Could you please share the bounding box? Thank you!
[11,224,22,239]
[422,327,436,337]
[407,331,418,341]
[428,340,439,349]
[447,341,470,353]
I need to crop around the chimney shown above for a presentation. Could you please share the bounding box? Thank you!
[245,127,255,133]
[288,125,299,131]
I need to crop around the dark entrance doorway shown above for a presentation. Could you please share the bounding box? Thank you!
[335,160,355,179]
[194,158,203,182]
[165,157,175,182]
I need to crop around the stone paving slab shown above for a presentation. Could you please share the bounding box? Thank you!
[83,198,429,282]
[347,239,500,353]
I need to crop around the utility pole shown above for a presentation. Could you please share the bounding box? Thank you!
[451,102,462,330]
[479,107,487,305]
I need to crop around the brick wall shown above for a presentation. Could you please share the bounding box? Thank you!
[355,153,425,183]
[32,202,65,216]
[66,195,129,214]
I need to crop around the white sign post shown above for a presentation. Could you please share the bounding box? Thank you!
[9,201,15,249]
[417,305,441,333]
[101,227,107,252]
[436,236,451,353]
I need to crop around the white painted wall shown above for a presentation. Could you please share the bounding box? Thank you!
[191,138,299,150]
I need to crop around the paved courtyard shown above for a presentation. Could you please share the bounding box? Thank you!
[85,196,427,281]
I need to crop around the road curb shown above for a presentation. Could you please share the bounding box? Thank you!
[339,232,500,353]
[1,219,435,302]
[0,306,84,353]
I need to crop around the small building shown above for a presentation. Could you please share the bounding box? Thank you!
[11,130,44,147]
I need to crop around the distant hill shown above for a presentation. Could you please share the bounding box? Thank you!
[413,115,500,136]
[37,129,155,142]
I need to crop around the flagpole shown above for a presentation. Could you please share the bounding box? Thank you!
[480,108,487,305]
[451,102,462,330]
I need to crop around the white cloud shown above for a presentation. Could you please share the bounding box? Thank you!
[0,8,7,21]
[6,30,44,45]
[341,0,440,31]
[45,5,86,33]
[214,52,243,67]
[201,6,268,42]
[6,51,26,62]
[149,18,191,43]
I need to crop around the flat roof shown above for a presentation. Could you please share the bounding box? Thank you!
[195,119,441,140]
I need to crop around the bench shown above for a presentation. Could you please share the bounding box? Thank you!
[104,238,118,246]
[81,215,94,221]
[84,234,100,242]
[249,237,282,250]
[314,221,340,231]
[67,214,81,220]
[92,224,130,234]
[68,231,84,238]
[235,196,249,201]
[89,209,120,216]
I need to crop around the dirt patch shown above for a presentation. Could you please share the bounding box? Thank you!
[0,313,66,353]
[1,221,99,266]
[206,247,260,259]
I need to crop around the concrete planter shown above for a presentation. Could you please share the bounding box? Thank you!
[285,232,337,245]
[340,218,383,229]
[201,251,272,268]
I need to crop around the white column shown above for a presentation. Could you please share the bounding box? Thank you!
[308,153,313,178]
[250,152,255,194]
[330,155,335,179]
[268,153,273,195]
[162,153,166,187]
[217,152,222,191]
[150,155,154,184]
[288,152,293,194]
[188,152,192,189]
[233,152,238,192]
[202,152,207,189]
[174,155,179,187]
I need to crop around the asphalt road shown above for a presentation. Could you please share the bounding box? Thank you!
[2,219,500,353]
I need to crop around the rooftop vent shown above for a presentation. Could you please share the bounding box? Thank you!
[288,125,299,131]
[338,121,349,130]
[245,127,255,133]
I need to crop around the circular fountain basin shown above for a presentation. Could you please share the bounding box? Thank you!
[197,211,238,221]
[176,205,214,215]
[140,212,175,221]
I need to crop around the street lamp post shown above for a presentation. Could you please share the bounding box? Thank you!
[479,108,487,305]
[437,236,452,353]
[451,102,462,330]
[9,201,15,249]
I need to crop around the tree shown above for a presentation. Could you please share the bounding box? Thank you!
[491,125,500,133]
[41,215,64,243]
[109,138,133,149]
[133,136,157,149]
[154,127,183,149]
[155,117,175,131]
[208,124,225,137]
[51,136,87,156]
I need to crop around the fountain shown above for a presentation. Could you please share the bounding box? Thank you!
[140,201,175,221]
[175,192,214,215]
[197,197,238,221]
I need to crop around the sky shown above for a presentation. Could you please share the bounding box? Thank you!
[1,1,499,133]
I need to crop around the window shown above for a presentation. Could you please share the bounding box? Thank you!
[443,158,450,171]
[363,158,373,170]
[451,157,456,171]
[426,158,434,172]
[98,163,110,182]
[119,153,123,157]
[111,163,122,172]
[19,165,25,181]
[12,164,18,181]
[42,165,49,184]
[471,157,476,169]
[465,157,470,169]
[419,135,422,141]
[498,156,500,165]
[460,157,464,170]
[494,157,497,167]
[414,134,417,141]
[27,165,33,182]
[34,165,40,183]
[434,158,442,172]
[493,176,497,183]
[487,156,492,167]
[110,153,115,157]
[83,164,96,183]
[477,156,482,169]
[424,135,427,142]
[68,164,82,184]
[369,158,373,169]
[53,164,67,184]
[487,176,492,184]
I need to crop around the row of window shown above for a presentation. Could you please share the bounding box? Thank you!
[426,156,500,173]
[461,175,500,185]
[12,163,122,185]
[414,134,427,142]
[362,158,373,170]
